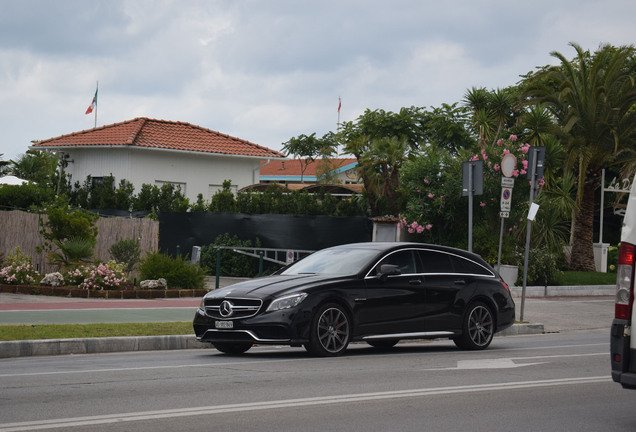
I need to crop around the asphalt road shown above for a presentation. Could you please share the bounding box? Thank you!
[0,292,615,334]
[1,330,634,432]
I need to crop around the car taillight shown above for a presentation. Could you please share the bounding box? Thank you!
[500,280,511,294]
[615,242,635,320]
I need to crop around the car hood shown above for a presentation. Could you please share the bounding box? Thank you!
[205,274,350,299]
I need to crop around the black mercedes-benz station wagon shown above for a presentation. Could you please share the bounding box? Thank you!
[193,242,515,356]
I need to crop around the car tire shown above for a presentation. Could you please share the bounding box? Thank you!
[366,340,399,349]
[453,301,494,350]
[305,303,351,357]
[213,342,253,355]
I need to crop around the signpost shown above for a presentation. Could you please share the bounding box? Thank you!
[520,146,545,322]
[496,155,516,271]
[462,160,483,252]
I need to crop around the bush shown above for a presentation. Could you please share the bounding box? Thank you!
[139,252,206,290]
[521,247,562,286]
[4,246,32,267]
[63,261,129,290]
[108,238,141,273]
[78,262,128,291]
[0,262,41,285]
[200,234,262,277]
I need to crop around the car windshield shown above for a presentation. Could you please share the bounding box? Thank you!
[281,248,380,276]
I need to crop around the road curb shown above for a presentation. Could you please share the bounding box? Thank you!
[0,335,211,359]
[510,285,614,297]
[498,323,545,336]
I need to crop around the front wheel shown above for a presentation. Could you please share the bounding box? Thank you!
[213,342,252,355]
[453,302,494,350]
[305,303,351,357]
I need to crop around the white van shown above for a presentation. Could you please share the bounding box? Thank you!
[611,176,636,389]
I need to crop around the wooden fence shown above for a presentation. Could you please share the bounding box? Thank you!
[0,210,158,274]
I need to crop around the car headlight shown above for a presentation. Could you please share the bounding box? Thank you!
[199,297,206,311]
[266,293,308,312]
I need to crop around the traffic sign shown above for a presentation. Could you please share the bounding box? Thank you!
[501,177,515,188]
[500,211,509,218]
[501,153,517,178]
[500,187,512,212]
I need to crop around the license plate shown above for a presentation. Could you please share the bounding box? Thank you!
[215,320,234,329]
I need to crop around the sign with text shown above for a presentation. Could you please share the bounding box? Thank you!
[500,187,512,212]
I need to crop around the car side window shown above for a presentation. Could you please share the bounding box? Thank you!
[417,250,454,274]
[373,250,417,275]
[450,255,493,276]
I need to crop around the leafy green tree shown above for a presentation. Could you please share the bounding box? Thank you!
[424,103,474,155]
[339,107,426,216]
[38,198,99,269]
[10,150,59,187]
[282,133,334,183]
[0,183,56,210]
[209,180,236,212]
[524,42,636,270]
[133,183,189,213]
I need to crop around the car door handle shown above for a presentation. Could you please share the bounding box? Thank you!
[454,279,466,285]
[409,279,422,285]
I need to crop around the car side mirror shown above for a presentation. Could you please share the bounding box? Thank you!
[379,264,401,280]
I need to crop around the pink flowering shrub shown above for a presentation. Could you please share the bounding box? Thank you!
[398,216,432,235]
[0,263,41,285]
[64,261,128,291]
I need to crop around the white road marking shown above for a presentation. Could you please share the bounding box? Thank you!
[425,352,607,370]
[0,376,610,431]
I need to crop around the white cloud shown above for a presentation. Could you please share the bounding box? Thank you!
[1,0,636,162]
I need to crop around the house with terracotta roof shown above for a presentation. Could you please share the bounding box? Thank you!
[259,158,359,184]
[31,118,285,203]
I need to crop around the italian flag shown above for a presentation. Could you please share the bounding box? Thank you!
[85,88,97,114]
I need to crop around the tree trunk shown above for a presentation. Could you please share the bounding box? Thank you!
[569,181,597,271]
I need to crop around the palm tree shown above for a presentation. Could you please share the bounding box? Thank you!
[463,87,494,149]
[525,43,636,270]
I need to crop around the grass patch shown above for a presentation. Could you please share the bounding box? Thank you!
[556,271,616,286]
[0,322,193,341]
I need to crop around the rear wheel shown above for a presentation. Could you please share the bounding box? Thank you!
[213,342,252,355]
[305,303,351,356]
[454,302,494,350]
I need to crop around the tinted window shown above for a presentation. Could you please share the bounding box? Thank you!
[282,248,379,276]
[451,256,493,276]
[418,250,454,273]
[372,250,417,275]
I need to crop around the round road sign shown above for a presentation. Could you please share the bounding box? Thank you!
[501,153,517,178]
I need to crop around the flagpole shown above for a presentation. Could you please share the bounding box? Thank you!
[94,81,98,128]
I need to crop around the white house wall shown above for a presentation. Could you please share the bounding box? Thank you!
[64,147,261,203]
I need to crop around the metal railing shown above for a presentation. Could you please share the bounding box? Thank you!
[211,246,315,288]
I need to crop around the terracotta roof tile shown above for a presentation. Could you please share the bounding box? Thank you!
[260,158,357,176]
[32,117,285,159]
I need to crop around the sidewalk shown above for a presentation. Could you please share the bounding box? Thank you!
[0,283,616,359]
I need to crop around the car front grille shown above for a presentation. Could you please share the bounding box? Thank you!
[203,297,263,319]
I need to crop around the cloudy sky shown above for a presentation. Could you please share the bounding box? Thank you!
[1,0,635,161]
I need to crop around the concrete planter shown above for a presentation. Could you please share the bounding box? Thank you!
[498,264,519,286]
